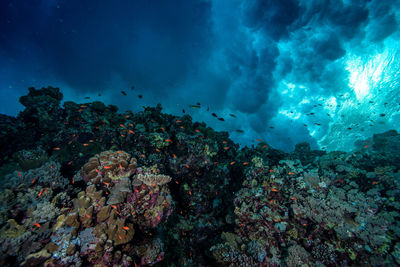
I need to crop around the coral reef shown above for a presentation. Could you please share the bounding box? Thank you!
[1,87,400,266]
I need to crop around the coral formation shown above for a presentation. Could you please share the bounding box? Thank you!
[1,87,400,266]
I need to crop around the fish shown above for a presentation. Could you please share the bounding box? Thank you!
[196,102,201,106]
[256,139,262,142]
[380,113,386,117]
[172,154,177,159]
[16,171,22,178]
[189,105,200,109]
[123,226,130,230]
[111,205,118,209]
[121,91,127,96]
[243,162,249,165]
[32,223,41,228]
[138,94,143,98]
[218,117,225,121]
[182,109,185,113]
[236,129,244,133]
[223,147,230,150]
[165,139,172,142]
[229,114,236,118]
[288,172,295,175]
[269,169,275,173]
[230,161,235,165]
[53,147,61,151]
[38,189,44,197]
[269,126,275,129]
[211,113,217,117]
[363,145,370,148]
[194,129,200,133]
[271,188,278,192]
[98,93,102,96]
[347,128,352,130]
[84,96,90,99]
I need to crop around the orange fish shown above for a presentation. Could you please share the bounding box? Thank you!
[119,163,123,170]
[165,139,172,142]
[269,169,275,173]
[230,161,235,165]
[120,124,126,128]
[184,164,189,168]
[243,162,249,165]
[364,145,370,148]
[271,188,278,192]
[141,154,145,158]
[68,161,72,165]
[111,205,117,209]
[156,148,161,152]
[214,162,219,165]
[290,197,297,200]
[83,143,89,146]
[103,182,110,186]
[32,223,41,228]
[129,130,135,134]
[176,120,182,123]
[256,138,262,142]
[123,226,130,230]
[38,189,44,197]
[172,154,177,159]
[89,139,94,142]
[195,129,200,132]
[188,191,192,196]
[31,178,36,184]
[223,147,230,150]
[180,126,184,129]
[118,235,122,240]
[117,151,123,154]
[16,171,22,178]
[53,147,61,151]
[85,214,91,218]
[72,178,75,184]
[372,181,378,185]
[120,134,125,138]
[175,181,179,184]
[161,127,165,132]
[104,166,112,169]
[223,141,227,143]
[263,145,267,148]
[288,172,295,175]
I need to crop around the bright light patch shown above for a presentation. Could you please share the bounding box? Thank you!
[346,51,388,100]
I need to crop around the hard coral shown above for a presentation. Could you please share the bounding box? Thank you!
[81,150,137,184]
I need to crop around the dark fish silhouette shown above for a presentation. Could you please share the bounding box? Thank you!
[236,129,244,133]
[229,114,236,118]
[182,109,185,113]
[84,96,90,99]
[138,95,143,98]
[121,91,127,96]
[380,113,386,117]
[212,113,217,117]
[189,105,200,109]
[218,117,225,121]
[196,102,201,106]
